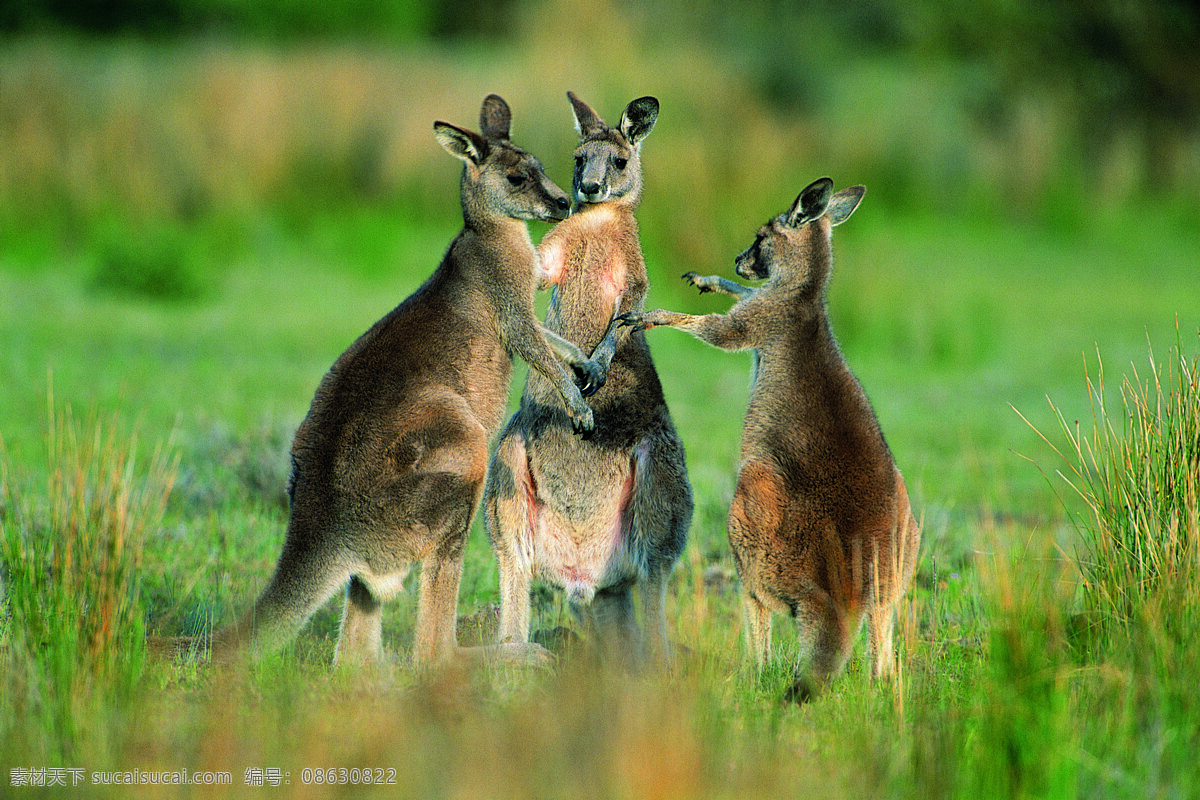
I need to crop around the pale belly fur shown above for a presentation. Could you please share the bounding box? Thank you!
[515,440,643,604]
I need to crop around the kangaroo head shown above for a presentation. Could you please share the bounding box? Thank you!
[566,91,659,207]
[435,94,572,224]
[735,177,865,294]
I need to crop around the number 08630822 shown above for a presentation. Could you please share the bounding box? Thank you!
[300,768,397,785]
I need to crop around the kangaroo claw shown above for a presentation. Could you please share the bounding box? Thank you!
[616,312,647,332]
[572,359,606,397]
[570,405,595,437]
[682,272,713,293]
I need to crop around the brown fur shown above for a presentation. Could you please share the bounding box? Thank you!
[482,93,691,667]
[622,177,920,697]
[156,96,599,667]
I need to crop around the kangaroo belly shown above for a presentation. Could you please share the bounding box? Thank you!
[523,440,639,603]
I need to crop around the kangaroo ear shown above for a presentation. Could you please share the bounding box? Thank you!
[480,94,512,141]
[786,177,834,227]
[568,91,607,138]
[434,121,488,165]
[618,96,659,146]
[827,185,865,226]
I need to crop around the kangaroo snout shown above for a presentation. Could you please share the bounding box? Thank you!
[546,191,571,220]
[734,246,766,281]
[734,253,755,280]
[576,181,606,204]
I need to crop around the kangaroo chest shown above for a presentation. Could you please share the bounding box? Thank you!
[539,206,634,349]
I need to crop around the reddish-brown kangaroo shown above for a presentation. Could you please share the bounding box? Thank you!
[621,177,920,698]
[482,93,692,667]
[163,95,601,666]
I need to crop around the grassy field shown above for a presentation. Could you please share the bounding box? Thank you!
[2,36,1200,799]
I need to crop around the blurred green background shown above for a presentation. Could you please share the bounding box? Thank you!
[4,0,1197,227]
[2,0,1198,520]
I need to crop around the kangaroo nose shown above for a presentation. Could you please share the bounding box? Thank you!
[580,181,601,196]
[555,196,570,211]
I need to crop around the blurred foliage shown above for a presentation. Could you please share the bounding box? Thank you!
[88,222,209,301]
[7,0,1196,142]
[1,0,438,39]
[0,0,1197,290]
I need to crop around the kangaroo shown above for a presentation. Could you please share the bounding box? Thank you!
[165,96,601,667]
[482,92,692,667]
[620,177,920,699]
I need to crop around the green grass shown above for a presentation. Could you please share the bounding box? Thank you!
[1,400,177,763]
[1021,328,1200,648]
[2,200,1198,796]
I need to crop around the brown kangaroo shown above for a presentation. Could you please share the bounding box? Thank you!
[169,96,601,666]
[620,177,920,698]
[482,93,692,667]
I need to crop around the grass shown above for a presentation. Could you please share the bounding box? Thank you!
[1,34,1199,799]
[1020,326,1200,648]
[1,398,177,763]
[2,209,1197,796]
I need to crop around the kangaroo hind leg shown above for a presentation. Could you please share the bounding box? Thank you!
[590,584,641,670]
[740,590,773,671]
[470,431,555,666]
[484,432,537,646]
[867,596,897,681]
[728,457,786,673]
[336,572,411,665]
[626,434,692,667]
[356,392,490,666]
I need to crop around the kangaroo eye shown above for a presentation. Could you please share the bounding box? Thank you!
[507,174,525,187]
[613,157,628,170]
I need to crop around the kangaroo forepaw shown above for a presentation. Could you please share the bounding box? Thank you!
[682,272,711,293]
[572,358,606,397]
[569,404,595,437]
[616,312,649,332]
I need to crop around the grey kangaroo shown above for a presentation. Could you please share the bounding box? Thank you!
[171,96,601,666]
[482,92,692,667]
[621,177,920,698]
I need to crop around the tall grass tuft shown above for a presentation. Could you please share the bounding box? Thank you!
[1020,326,1200,646]
[974,541,1080,799]
[0,395,177,757]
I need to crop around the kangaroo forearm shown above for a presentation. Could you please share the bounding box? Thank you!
[589,320,619,370]
[539,325,590,367]
[513,331,574,384]
[506,319,595,429]
[588,295,628,369]
[645,310,755,351]
[685,272,755,299]
[711,278,753,298]
[684,313,755,350]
